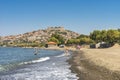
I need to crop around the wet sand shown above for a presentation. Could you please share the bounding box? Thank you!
[67,48,120,80]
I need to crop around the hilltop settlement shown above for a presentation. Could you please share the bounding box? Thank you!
[0,27,80,47]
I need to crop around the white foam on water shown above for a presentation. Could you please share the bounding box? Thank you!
[55,53,70,58]
[0,57,50,74]
[0,65,3,69]
[1,65,78,80]
[0,65,5,71]
[55,53,65,57]
[20,57,50,65]
[30,57,50,63]
[0,54,78,80]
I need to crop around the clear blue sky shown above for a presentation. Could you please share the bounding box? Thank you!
[0,0,120,36]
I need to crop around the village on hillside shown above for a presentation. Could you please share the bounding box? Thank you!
[0,27,120,49]
[0,27,80,47]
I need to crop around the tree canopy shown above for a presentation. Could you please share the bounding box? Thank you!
[48,33,65,44]
[90,29,120,44]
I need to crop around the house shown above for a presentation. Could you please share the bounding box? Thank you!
[45,41,57,48]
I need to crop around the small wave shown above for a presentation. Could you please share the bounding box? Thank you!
[0,57,50,73]
[55,53,65,57]
[0,64,19,72]
[55,53,70,57]
[0,65,5,72]
[20,57,50,65]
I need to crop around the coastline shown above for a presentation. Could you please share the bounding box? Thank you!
[1,46,120,80]
[67,48,120,80]
[0,47,78,80]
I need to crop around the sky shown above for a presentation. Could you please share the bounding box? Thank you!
[0,0,120,36]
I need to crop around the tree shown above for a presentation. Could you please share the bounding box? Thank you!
[48,37,59,44]
[100,30,107,42]
[77,34,89,39]
[67,38,80,44]
[90,29,120,44]
[90,30,101,43]
[67,39,74,44]
[118,29,120,32]
[51,33,65,44]
[107,29,120,43]
[80,37,94,45]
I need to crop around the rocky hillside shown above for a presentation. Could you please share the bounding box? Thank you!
[0,27,80,45]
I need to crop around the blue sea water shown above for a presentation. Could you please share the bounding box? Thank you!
[0,47,78,80]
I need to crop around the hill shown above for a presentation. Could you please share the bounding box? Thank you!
[0,27,80,47]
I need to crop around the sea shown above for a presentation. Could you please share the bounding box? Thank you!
[0,47,78,80]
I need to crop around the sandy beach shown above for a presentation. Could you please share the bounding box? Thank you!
[28,46,120,80]
[68,47,120,80]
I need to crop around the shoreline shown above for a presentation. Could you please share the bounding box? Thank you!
[1,46,120,80]
[67,49,120,80]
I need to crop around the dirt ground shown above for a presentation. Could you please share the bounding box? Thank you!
[68,47,120,80]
